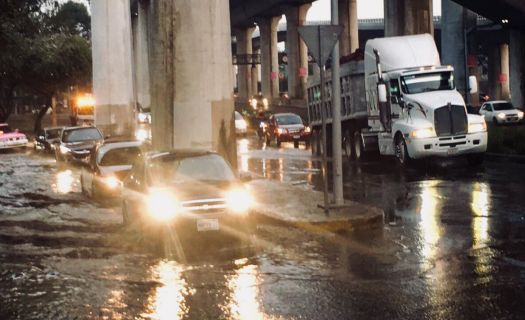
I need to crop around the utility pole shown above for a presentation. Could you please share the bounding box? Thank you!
[331,0,344,206]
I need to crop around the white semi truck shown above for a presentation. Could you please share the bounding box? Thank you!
[307,34,488,166]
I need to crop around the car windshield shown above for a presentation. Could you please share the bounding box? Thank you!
[62,128,102,142]
[401,71,455,94]
[493,102,514,111]
[149,154,235,184]
[0,125,12,133]
[276,115,302,125]
[99,146,141,166]
[46,129,61,139]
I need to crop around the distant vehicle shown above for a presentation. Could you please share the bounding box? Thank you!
[80,140,144,200]
[479,101,524,125]
[0,124,28,150]
[249,94,269,111]
[71,93,95,126]
[265,113,311,148]
[55,126,104,163]
[34,127,63,153]
[121,150,254,246]
[234,111,247,136]
[137,106,151,124]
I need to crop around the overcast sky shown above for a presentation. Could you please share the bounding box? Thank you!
[307,0,442,20]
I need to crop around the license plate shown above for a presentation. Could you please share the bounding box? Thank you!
[197,218,219,231]
[447,147,458,155]
[293,135,300,139]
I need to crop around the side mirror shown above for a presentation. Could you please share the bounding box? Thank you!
[240,172,252,183]
[378,83,387,103]
[390,95,399,104]
[469,75,478,94]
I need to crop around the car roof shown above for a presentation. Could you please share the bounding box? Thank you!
[97,140,143,155]
[489,100,512,104]
[145,149,217,160]
[274,112,301,117]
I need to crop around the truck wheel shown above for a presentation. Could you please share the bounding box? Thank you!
[294,141,299,148]
[395,136,411,166]
[467,153,485,166]
[353,131,365,161]
[343,131,354,161]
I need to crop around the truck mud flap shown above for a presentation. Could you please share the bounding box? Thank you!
[361,133,378,152]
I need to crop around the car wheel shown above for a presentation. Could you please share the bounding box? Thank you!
[294,141,299,148]
[395,136,411,166]
[467,153,485,167]
[354,131,365,162]
[343,131,354,161]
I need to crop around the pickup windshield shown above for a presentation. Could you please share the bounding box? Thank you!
[401,71,455,94]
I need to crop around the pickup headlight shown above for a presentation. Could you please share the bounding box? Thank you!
[59,145,71,154]
[497,112,506,119]
[146,188,181,221]
[277,128,287,135]
[304,126,311,133]
[138,113,148,122]
[468,122,487,133]
[237,120,247,130]
[518,111,524,119]
[411,128,435,139]
[226,188,253,214]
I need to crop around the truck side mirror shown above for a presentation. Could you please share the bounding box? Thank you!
[390,95,399,104]
[378,84,387,103]
[469,76,478,94]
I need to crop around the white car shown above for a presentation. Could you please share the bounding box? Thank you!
[479,101,524,125]
[235,111,247,136]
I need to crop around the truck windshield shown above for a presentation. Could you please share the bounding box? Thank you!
[401,71,455,94]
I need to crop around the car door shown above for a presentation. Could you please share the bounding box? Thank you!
[484,104,494,122]
[123,159,146,215]
[81,151,97,196]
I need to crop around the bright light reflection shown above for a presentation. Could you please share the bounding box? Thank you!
[56,170,74,194]
[418,181,443,262]
[143,260,188,319]
[228,265,263,320]
[471,182,491,247]
[278,158,284,182]
[239,138,249,173]
[135,127,151,141]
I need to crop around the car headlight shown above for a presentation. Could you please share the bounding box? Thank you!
[250,99,257,109]
[411,128,435,139]
[146,188,181,221]
[59,145,70,154]
[226,188,253,214]
[135,128,149,141]
[518,111,524,119]
[468,121,487,133]
[138,113,148,122]
[263,98,269,107]
[304,126,311,133]
[497,112,506,119]
[103,176,121,189]
[237,120,247,130]
[277,128,287,135]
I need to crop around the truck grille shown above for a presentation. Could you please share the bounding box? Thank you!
[434,105,468,137]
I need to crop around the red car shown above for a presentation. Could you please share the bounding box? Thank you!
[265,113,311,148]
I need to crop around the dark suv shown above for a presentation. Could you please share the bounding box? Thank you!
[55,126,104,163]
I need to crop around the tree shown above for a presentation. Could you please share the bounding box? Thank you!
[0,0,92,132]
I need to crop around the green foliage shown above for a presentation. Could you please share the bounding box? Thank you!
[0,0,92,123]
[487,124,525,155]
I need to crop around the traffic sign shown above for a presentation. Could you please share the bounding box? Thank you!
[298,25,343,67]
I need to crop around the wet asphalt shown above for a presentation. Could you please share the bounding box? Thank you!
[0,136,524,319]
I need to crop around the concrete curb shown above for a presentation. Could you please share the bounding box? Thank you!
[248,179,384,235]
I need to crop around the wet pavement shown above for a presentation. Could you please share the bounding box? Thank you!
[1,137,525,319]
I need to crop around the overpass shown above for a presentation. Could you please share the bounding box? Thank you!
[90,0,525,161]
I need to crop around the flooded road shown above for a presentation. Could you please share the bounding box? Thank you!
[1,138,525,319]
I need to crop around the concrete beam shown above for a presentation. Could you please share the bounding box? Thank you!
[509,30,525,108]
[91,0,135,137]
[148,0,237,167]
[132,0,150,111]
[284,4,310,100]
[385,0,433,37]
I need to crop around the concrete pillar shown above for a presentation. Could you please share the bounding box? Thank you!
[285,4,310,101]
[385,0,433,37]
[234,27,255,100]
[148,0,237,167]
[500,43,511,100]
[510,30,525,108]
[251,59,259,95]
[339,0,359,56]
[132,0,150,111]
[257,16,281,100]
[91,0,135,137]
[488,44,502,101]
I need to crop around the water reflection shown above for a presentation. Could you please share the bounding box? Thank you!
[143,260,188,319]
[471,182,491,247]
[239,138,249,173]
[228,264,263,320]
[417,181,443,263]
[55,170,74,194]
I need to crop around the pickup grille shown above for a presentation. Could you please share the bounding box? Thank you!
[181,198,227,213]
[434,104,468,137]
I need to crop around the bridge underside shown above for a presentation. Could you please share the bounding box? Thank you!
[453,0,525,30]
[230,0,314,28]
